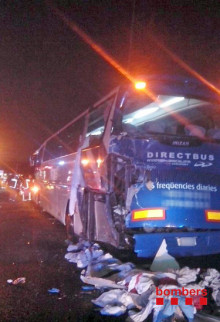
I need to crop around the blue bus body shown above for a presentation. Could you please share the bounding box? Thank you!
[31,75,220,258]
[110,136,220,257]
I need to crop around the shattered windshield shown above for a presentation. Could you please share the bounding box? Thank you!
[122,93,220,141]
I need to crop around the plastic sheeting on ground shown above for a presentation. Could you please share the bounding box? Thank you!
[150,239,180,272]
[65,240,220,321]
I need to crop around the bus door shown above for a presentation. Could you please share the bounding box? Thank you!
[81,89,119,191]
[80,89,119,244]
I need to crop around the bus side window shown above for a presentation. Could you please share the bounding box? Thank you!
[86,95,115,138]
[43,137,61,162]
[58,118,85,154]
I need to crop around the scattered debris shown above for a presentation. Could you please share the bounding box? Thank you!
[8,277,26,285]
[100,304,127,316]
[81,285,96,291]
[65,239,220,320]
[175,267,200,285]
[48,288,60,294]
[200,268,220,305]
[81,274,126,290]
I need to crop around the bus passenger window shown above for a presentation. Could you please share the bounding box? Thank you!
[86,95,115,137]
[58,118,85,154]
[43,118,86,162]
[43,138,59,161]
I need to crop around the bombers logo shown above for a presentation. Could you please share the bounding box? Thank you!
[156,287,207,306]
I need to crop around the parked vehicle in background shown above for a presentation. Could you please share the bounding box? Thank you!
[30,75,220,258]
[18,175,34,201]
[3,173,31,202]
[0,170,10,201]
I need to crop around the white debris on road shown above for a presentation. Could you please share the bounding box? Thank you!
[80,275,126,290]
[200,268,220,305]
[175,267,200,285]
[65,240,220,321]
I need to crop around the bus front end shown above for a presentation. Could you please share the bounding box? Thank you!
[110,76,220,258]
[124,138,220,258]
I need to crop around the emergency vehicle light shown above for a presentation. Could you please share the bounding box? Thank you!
[206,210,220,222]
[31,185,40,194]
[132,208,165,221]
[135,81,146,90]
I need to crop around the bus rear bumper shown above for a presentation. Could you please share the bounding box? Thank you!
[133,231,220,258]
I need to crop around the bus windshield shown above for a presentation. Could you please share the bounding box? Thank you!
[122,94,220,141]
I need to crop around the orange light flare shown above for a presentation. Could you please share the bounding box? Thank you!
[81,159,90,166]
[48,3,158,102]
[150,34,220,97]
[31,185,40,194]
[81,158,103,168]
[0,161,17,176]
[134,81,147,90]
[49,4,215,136]
[96,158,103,168]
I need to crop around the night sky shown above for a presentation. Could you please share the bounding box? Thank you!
[0,0,219,171]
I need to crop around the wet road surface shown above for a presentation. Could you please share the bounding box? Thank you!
[0,201,123,322]
[1,200,220,321]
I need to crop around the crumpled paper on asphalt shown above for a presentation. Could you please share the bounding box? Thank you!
[65,242,104,268]
[175,266,200,285]
[127,273,154,294]
[65,239,220,320]
[100,304,127,316]
[199,268,220,305]
[80,274,126,289]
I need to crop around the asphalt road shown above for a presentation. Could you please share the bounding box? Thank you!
[1,199,220,322]
[0,200,124,322]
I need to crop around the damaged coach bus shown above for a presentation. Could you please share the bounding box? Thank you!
[30,75,220,258]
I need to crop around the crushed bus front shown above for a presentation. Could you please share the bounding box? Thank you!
[110,135,220,257]
[109,77,220,257]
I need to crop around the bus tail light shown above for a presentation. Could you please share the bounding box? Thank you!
[206,210,220,222]
[132,208,165,221]
[81,158,103,168]
[81,159,90,166]
[96,158,103,168]
[31,185,40,194]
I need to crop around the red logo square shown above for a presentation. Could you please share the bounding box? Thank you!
[171,298,178,305]
[156,298,164,305]
[185,297,193,305]
[200,297,207,306]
